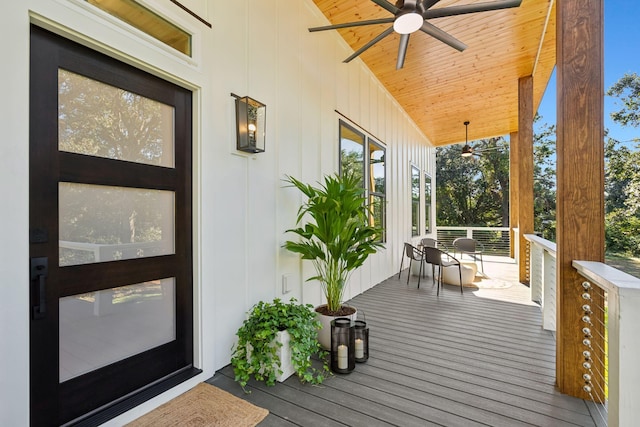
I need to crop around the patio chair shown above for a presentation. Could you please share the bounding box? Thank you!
[398,243,425,288]
[420,238,448,278]
[452,237,484,273]
[423,246,463,295]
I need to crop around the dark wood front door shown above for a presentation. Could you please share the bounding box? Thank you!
[29,26,197,426]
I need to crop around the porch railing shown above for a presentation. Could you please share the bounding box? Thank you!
[526,234,640,426]
[436,226,510,255]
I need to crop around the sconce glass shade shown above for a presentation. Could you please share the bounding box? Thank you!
[233,95,266,153]
[330,318,355,374]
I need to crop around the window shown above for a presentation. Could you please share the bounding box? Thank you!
[424,173,432,234]
[87,0,192,56]
[411,165,420,236]
[339,120,386,241]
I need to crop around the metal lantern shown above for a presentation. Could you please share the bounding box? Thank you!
[354,319,369,363]
[231,93,266,153]
[330,318,355,374]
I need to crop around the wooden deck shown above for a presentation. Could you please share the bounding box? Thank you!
[208,257,597,426]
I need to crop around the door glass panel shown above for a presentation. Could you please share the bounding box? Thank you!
[59,183,175,266]
[59,278,176,383]
[58,69,175,168]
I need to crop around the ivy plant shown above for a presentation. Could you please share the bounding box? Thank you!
[231,298,328,388]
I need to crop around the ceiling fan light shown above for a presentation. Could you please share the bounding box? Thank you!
[393,12,423,34]
[461,144,473,157]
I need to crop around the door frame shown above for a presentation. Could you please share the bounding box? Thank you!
[29,25,199,426]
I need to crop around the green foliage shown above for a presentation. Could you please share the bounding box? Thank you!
[605,211,640,255]
[607,72,640,127]
[605,73,640,257]
[231,298,328,388]
[532,115,557,241]
[436,116,557,241]
[283,174,384,313]
[436,136,510,227]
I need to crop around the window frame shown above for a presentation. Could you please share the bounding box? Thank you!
[338,119,386,242]
[411,164,420,237]
[424,172,432,235]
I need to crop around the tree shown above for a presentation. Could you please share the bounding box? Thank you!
[604,73,640,256]
[608,72,640,127]
[436,136,509,227]
[436,115,556,241]
[532,116,557,240]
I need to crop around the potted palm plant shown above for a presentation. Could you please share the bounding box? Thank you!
[283,173,384,349]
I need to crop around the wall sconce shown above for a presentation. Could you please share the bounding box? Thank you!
[231,93,266,153]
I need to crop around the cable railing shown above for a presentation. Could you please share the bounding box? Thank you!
[578,279,608,425]
[572,260,640,427]
[525,232,640,426]
[436,226,510,255]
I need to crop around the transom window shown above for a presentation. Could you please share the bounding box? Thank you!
[87,0,192,56]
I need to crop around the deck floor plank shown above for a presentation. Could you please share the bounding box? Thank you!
[209,258,596,426]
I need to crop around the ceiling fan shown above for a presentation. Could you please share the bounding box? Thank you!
[309,0,522,70]
[460,121,507,158]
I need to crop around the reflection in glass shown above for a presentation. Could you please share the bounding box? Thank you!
[58,69,175,168]
[369,141,385,194]
[425,174,432,234]
[411,166,420,236]
[86,0,192,55]
[59,183,175,266]
[59,278,176,382]
[369,140,386,241]
[339,122,365,188]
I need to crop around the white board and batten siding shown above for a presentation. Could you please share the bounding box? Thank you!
[1,0,435,425]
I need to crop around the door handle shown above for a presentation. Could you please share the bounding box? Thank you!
[30,257,48,320]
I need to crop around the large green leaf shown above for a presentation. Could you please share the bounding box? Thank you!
[283,174,384,312]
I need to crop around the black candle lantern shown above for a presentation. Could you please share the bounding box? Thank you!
[330,318,355,374]
[354,319,369,363]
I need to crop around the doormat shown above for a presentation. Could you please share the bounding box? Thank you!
[126,382,268,427]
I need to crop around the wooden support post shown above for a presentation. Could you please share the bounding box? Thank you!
[517,76,534,284]
[556,0,605,399]
[509,131,518,259]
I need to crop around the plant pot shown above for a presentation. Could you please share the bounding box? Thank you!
[246,330,296,382]
[315,305,357,350]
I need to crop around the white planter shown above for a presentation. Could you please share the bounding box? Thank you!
[246,330,295,382]
[273,330,295,382]
[315,306,358,350]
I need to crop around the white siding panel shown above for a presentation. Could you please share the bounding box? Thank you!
[2,1,434,424]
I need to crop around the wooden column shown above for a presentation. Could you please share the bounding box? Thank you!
[517,76,534,284]
[509,131,519,259]
[556,0,605,399]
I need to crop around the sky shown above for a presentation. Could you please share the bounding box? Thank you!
[535,2,640,144]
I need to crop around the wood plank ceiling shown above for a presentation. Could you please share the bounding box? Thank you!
[311,0,556,147]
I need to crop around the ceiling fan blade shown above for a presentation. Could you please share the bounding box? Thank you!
[369,0,400,14]
[309,18,395,32]
[344,27,395,63]
[396,34,410,70]
[422,0,442,9]
[419,21,467,52]
[424,0,522,20]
